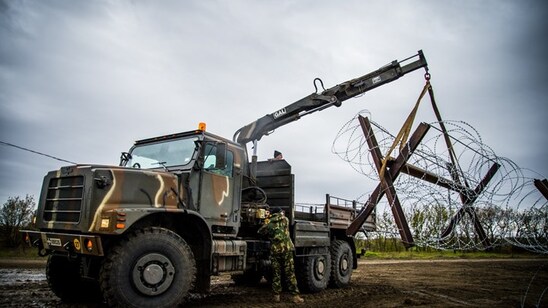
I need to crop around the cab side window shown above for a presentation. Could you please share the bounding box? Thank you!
[203,143,234,177]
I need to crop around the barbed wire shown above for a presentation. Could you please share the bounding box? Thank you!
[332,110,548,253]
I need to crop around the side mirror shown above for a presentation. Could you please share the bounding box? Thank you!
[215,142,227,169]
[120,152,132,166]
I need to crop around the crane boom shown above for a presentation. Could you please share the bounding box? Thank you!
[233,50,428,145]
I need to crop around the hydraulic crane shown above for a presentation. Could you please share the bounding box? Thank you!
[233,50,428,181]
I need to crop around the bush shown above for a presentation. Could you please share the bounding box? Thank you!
[0,195,36,247]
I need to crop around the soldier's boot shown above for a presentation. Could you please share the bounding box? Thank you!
[292,295,304,303]
[273,294,281,303]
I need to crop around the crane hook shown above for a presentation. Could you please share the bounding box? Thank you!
[424,66,431,81]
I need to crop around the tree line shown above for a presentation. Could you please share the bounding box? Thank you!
[357,202,547,252]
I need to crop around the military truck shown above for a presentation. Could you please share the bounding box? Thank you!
[23,51,428,307]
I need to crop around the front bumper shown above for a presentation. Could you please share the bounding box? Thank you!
[22,230,104,257]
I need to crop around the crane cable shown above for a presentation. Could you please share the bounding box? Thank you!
[378,72,468,192]
[378,78,431,182]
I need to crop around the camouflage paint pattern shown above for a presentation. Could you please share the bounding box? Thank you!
[257,213,294,254]
[271,251,300,295]
[192,137,245,234]
[89,167,179,232]
[210,174,230,205]
[258,212,300,295]
[35,164,181,234]
[199,172,233,224]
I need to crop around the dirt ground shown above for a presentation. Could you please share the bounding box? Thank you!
[1,258,547,307]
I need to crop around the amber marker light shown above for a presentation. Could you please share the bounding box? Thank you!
[85,239,93,252]
[115,211,126,229]
[198,122,207,131]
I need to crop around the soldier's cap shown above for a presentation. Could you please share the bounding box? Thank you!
[270,207,283,214]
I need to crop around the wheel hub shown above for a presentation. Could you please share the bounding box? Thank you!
[340,257,349,272]
[314,257,326,280]
[143,263,164,285]
[132,253,175,296]
[317,259,325,274]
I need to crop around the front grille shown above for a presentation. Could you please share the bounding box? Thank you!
[43,176,84,223]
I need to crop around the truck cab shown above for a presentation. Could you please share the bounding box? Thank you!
[31,126,246,237]
[121,127,246,237]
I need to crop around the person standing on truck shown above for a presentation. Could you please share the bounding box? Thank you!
[258,207,304,304]
[273,150,284,160]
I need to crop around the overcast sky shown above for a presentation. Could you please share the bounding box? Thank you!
[1,0,547,206]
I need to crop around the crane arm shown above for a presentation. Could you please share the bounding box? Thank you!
[233,50,428,145]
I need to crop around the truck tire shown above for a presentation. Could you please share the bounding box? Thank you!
[329,240,353,288]
[296,248,331,293]
[46,254,101,302]
[100,227,196,308]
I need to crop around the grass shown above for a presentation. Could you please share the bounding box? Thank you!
[361,249,545,260]
[1,245,545,260]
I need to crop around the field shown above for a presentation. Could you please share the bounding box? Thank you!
[1,257,547,307]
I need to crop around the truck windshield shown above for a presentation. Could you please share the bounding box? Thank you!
[127,137,198,169]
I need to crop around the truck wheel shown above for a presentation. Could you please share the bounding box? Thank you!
[100,227,196,308]
[297,248,331,293]
[46,254,101,302]
[329,240,353,288]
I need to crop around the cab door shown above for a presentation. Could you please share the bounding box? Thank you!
[198,142,239,234]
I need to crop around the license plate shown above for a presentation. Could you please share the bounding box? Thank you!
[47,237,62,247]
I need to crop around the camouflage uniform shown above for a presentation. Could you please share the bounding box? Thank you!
[258,212,300,295]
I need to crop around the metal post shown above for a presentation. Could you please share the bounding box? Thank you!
[534,179,548,200]
[346,116,430,248]
[250,140,258,182]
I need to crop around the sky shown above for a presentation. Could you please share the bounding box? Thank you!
[1,0,547,206]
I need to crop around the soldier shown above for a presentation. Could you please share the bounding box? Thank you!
[273,150,284,160]
[258,207,304,304]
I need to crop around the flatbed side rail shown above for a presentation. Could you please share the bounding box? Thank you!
[294,194,376,232]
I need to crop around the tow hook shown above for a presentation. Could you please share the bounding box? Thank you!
[32,238,49,257]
